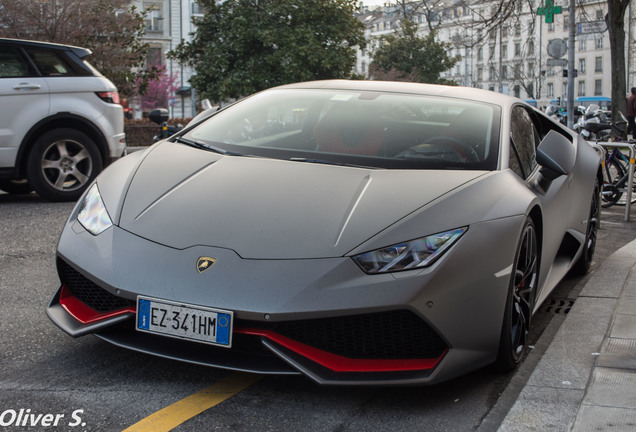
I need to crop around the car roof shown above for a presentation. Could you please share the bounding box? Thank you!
[0,38,92,59]
[274,79,517,107]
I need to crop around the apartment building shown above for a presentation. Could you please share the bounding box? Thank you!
[356,0,635,107]
[131,0,201,118]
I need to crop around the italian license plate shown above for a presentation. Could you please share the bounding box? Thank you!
[136,296,233,348]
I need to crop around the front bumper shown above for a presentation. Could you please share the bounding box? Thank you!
[48,215,524,385]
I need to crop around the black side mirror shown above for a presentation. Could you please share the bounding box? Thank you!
[148,108,169,125]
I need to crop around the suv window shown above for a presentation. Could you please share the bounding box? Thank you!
[25,48,75,76]
[0,48,30,78]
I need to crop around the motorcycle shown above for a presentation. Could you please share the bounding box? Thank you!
[577,104,627,142]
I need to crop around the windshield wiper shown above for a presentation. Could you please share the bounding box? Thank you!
[289,157,374,169]
[175,137,242,156]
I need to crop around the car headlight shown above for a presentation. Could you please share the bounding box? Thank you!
[352,227,467,274]
[77,184,113,235]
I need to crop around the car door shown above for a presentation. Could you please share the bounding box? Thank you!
[508,104,578,304]
[0,44,49,169]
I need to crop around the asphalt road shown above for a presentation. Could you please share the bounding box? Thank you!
[0,191,633,432]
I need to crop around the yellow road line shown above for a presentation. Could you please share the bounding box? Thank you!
[122,372,261,432]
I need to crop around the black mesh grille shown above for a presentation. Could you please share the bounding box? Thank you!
[244,310,447,360]
[58,259,135,313]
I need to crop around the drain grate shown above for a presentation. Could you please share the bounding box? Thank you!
[542,298,575,315]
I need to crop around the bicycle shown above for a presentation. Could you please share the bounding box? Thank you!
[586,111,636,208]
[601,145,636,208]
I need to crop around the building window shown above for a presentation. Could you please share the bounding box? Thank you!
[563,14,569,31]
[578,80,585,96]
[595,79,602,95]
[144,2,164,33]
[489,45,496,59]
[191,2,204,16]
[514,42,521,57]
[489,66,496,80]
[595,38,603,49]
[595,56,602,72]
[547,83,554,98]
[579,58,586,74]
[528,62,535,77]
[502,65,508,79]
[502,44,508,59]
[147,47,162,65]
[547,65,554,76]
[478,47,483,61]
[579,40,586,51]
[528,41,535,55]
[477,67,483,81]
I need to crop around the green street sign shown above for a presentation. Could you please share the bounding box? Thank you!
[537,0,562,24]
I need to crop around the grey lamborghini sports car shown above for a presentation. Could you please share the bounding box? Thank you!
[48,80,601,385]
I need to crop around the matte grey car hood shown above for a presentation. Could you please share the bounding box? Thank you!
[118,142,484,259]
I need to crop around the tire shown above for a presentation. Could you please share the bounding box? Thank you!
[601,159,625,208]
[0,178,33,195]
[26,128,103,202]
[571,178,600,276]
[495,217,538,372]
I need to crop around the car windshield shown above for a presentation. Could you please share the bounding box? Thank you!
[184,88,501,170]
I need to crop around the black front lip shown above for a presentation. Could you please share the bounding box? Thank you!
[47,284,135,337]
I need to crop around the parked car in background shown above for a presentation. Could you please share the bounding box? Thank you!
[0,38,126,201]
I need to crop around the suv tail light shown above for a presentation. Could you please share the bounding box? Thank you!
[96,91,120,104]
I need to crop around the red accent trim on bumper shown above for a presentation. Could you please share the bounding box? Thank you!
[57,285,445,373]
[59,285,135,324]
[236,327,446,373]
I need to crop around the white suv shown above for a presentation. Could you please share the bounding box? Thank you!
[0,38,126,201]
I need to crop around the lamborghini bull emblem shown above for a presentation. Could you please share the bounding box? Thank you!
[196,257,216,273]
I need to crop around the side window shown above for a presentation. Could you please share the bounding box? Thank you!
[509,106,539,179]
[25,48,73,76]
[0,48,29,78]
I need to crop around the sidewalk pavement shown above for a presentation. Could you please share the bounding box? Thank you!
[497,238,636,431]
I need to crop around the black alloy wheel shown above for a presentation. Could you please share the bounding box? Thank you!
[571,178,601,275]
[496,217,538,371]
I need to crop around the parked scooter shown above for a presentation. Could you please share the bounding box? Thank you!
[148,100,219,142]
[148,108,183,142]
[545,104,567,125]
[576,104,627,141]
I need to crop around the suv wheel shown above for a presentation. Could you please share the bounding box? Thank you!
[27,128,102,202]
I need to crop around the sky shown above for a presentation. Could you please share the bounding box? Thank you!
[360,0,390,9]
